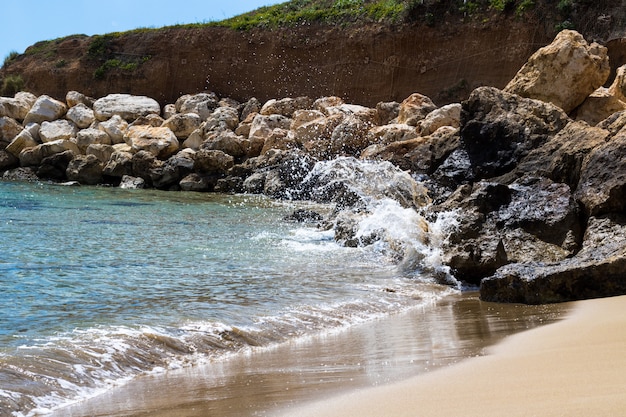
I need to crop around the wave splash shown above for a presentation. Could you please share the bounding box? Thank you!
[0,157,461,417]
[290,157,460,286]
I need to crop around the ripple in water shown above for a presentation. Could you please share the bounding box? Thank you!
[0,159,461,416]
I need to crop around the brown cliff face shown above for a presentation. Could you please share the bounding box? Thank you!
[1,16,555,107]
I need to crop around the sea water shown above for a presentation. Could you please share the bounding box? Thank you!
[0,167,460,416]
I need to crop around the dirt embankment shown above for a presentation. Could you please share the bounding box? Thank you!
[2,6,626,107]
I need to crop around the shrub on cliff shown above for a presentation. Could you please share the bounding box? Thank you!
[1,74,24,96]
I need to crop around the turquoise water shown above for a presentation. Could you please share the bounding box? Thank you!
[0,178,456,416]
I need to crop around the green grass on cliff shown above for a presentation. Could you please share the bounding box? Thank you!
[0,0,608,69]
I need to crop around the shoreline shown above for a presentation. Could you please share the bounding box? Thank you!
[49,292,564,417]
[278,294,626,417]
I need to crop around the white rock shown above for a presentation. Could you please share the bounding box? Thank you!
[6,130,37,157]
[0,116,23,143]
[163,104,177,119]
[66,91,93,108]
[66,103,95,129]
[93,94,161,121]
[86,143,115,163]
[76,128,111,153]
[418,103,462,136]
[181,128,204,150]
[0,92,37,121]
[175,93,218,120]
[23,95,68,125]
[39,120,78,143]
[98,115,128,144]
[24,123,40,141]
[19,139,79,166]
[124,125,179,159]
[162,112,202,139]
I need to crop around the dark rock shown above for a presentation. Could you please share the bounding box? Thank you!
[480,215,626,304]
[362,126,460,175]
[436,177,580,284]
[499,120,609,188]
[66,154,104,185]
[0,149,19,172]
[194,149,234,174]
[214,176,242,193]
[576,127,626,216]
[2,167,38,181]
[284,209,324,224]
[37,150,75,181]
[180,173,212,192]
[461,86,570,180]
[150,153,195,189]
[103,151,133,178]
[131,151,157,184]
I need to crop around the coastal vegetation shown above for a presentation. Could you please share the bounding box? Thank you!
[0,74,24,96]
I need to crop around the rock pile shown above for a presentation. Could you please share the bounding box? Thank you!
[2,30,626,304]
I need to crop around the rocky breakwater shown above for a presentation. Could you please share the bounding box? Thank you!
[432,29,626,303]
[2,29,626,304]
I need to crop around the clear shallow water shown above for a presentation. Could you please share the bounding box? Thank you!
[0,179,457,416]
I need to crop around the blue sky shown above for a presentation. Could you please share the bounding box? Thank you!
[1,0,282,63]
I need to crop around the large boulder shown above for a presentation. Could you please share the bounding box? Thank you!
[150,153,195,189]
[23,95,67,125]
[460,86,570,181]
[75,128,111,153]
[505,120,609,189]
[0,116,23,146]
[124,126,179,159]
[103,150,133,178]
[0,92,37,121]
[418,103,462,136]
[436,176,580,284]
[37,150,75,181]
[93,94,160,121]
[65,91,94,108]
[203,106,240,133]
[248,114,292,149]
[575,126,626,216]
[480,215,626,304]
[260,97,313,117]
[361,126,459,174]
[161,112,202,139]
[504,30,610,113]
[293,113,344,159]
[202,130,248,158]
[5,130,38,157]
[397,93,437,126]
[179,173,211,192]
[193,149,234,174]
[19,139,80,167]
[329,114,375,156]
[364,123,419,150]
[86,143,115,163]
[66,154,103,185]
[0,150,18,171]
[175,92,219,120]
[39,120,78,143]
[66,103,96,129]
[98,114,128,144]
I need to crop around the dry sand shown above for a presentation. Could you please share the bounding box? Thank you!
[279,295,626,417]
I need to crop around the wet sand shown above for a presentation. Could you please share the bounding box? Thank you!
[280,294,626,417]
[52,292,563,417]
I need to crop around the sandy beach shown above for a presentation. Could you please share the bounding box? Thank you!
[279,294,626,417]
